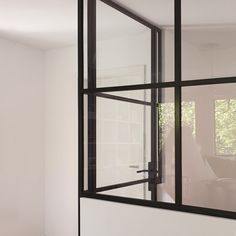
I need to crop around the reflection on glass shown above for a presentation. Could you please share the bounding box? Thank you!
[182,84,236,212]
[215,99,236,156]
[159,101,195,135]
[182,0,236,81]
[96,0,151,87]
[157,90,175,203]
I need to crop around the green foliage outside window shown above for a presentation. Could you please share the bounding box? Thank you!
[158,99,236,156]
[215,99,236,155]
[158,101,196,136]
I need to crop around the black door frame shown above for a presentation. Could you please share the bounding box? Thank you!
[86,0,164,200]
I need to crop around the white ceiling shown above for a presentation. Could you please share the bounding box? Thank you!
[97,0,148,41]
[115,0,236,26]
[3,0,236,49]
[0,0,77,49]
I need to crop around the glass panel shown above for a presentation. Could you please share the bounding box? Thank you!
[115,0,175,83]
[182,0,236,81]
[96,90,151,189]
[102,183,151,200]
[84,88,175,202]
[96,0,151,87]
[182,84,236,212]
[84,0,174,87]
[215,99,236,156]
[157,88,175,203]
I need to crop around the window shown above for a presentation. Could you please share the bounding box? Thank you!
[182,84,236,212]
[215,99,236,156]
[160,101,196,136]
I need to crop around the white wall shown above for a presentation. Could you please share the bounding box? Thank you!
[81,198,236,236]
[0,40,78,236]
[0,38,44,236]
[0,38,78,236]
[44,46,78,236]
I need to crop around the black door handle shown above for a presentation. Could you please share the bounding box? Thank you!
[137,169,149,173]
[137,169,158,174]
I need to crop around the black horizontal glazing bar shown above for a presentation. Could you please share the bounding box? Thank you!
[96,93,152,106]
[181,76,236,87]
[82,76,236,94]
[95,179,149,193]
[80,193,236,220]
[82,82,176,94]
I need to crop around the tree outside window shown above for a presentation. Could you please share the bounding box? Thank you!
[215,99,236,156]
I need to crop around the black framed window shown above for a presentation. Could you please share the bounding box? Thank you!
[79,0,236,220]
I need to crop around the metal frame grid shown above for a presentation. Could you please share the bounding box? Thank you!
[78,1,236,234]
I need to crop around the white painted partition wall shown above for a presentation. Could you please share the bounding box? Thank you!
[44,46,78,236]
[81,198,236,236]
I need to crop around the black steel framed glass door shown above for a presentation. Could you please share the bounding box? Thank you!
[85,88,175,202]
[82,0,175,203]
[79,0,236,221]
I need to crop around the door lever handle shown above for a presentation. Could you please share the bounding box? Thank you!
[137,169,158,174]
[137,169,149,173]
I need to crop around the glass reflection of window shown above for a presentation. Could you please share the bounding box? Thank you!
[159,101,196,136]
[215,99,236,156]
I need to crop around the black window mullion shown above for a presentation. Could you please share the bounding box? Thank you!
[78,1,84,236]
[87,0,97,192]
[78,0,84,197]
[150,29,158,201]
[174,0,182,206]
[157,30,163,184]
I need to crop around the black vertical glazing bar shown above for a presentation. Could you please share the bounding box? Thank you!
[157,30,163,184]
[88,0,96,192]
[175,0,182,206]
[78,0,84,235]
[78,0,84,194]
[151,29,158,201]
